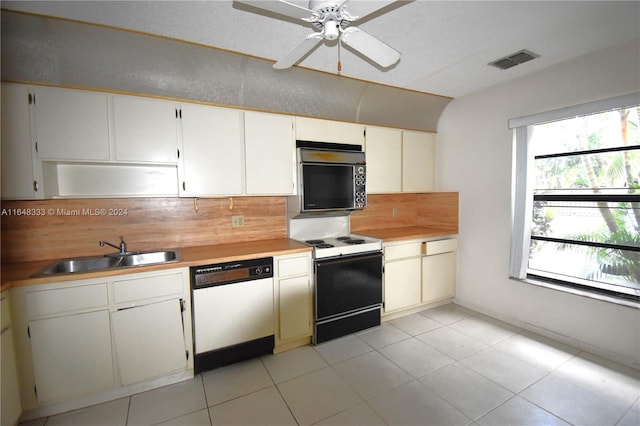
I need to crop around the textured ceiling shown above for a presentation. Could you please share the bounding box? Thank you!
[3,1,639,98]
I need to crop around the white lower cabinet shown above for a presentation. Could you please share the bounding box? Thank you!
[2,294,23,426]
[274,253,312,350]
[29,310,114,403]
[422,239,457,303]
[278,276,311,341]
[383,238,457,316]
[383,241,422,313]
[11,268,193,416]
[111,299,187,386]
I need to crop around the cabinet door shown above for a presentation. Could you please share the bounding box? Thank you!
[384,257,421,313]
[1,84,39,199]
[279,276,311,341]
[112,95,178,163]
[180,104,244,195]
[29,310,114,403]
[402,130,436,192]
[1,297,21,426]
[244,111,295,195]
[365,126,402,193]
[422,251,456,303]
[33,86,110,161]
[111,299,187,386]
[295,116,364,146]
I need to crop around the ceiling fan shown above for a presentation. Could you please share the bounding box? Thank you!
[234,0,402,70]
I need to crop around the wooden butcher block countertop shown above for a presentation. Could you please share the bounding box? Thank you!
[1,238,311,290]
[360,226,457,242]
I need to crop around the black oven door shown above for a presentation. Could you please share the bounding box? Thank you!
[315,252,383,321]
[301,164,354,211]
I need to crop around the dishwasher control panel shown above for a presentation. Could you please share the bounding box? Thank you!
[191,257,273,288]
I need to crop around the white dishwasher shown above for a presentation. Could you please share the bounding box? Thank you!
[191,257,274,373]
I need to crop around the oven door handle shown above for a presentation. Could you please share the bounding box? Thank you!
[315,252,382,266]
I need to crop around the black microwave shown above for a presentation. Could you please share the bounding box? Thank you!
[298,147,367,213]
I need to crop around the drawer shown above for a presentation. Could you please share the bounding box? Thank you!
[26,283,108,316]
[384,242,422,261]
[1,296,11,328]
[113,272,184,304]
[278,255,309,278]
[423,239,458,256]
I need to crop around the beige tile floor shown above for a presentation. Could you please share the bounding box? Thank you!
[20,304,640,426]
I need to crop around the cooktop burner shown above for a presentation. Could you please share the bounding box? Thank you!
[316,243,335,249]
[306,239,325,245]
[336,236,366,245]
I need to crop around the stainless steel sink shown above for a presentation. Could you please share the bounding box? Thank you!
[118,250,179,267]
[33,250,180,277]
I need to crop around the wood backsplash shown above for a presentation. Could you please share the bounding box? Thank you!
[1,192,458,264]
[417,192,459,232]
[351,192,458,233]
[1,197,287,263]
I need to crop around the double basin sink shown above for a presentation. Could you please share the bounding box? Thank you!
[33,250,180,277]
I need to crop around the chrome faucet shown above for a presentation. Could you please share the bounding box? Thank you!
[99,236,127,254]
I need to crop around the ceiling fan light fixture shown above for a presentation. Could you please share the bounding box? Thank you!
[324,20,339,40]
[235,0,402,69]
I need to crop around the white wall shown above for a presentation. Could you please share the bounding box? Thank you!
[437,38,640,369]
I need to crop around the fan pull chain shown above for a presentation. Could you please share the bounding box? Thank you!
[337,37,342,73]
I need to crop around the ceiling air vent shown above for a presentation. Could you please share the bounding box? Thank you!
[488,49,539,70]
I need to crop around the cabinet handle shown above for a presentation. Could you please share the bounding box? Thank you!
[33,180,39,192]
[177,148,180,159]
[182,182,186,191]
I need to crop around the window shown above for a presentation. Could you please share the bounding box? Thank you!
[510,93,640,303]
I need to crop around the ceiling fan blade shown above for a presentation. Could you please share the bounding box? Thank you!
[274,32,324,69]
[342,0,399,20]
[340,27,400,68]
[234,0,313,20]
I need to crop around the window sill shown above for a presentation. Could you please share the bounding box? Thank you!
[511,275,640,309]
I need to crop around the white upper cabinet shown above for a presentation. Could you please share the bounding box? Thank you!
[2,84,438,199]
[179,104,244,196]
[244,111,296,195]
[112,95,179,163]
[33,86,110,161]
[1,84,40,199]
[295,116,365,146]
[365,126,402,193]
[402,130,436,192]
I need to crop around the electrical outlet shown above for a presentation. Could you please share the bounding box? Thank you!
[232,215,244,227]
[392,208,398,218]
